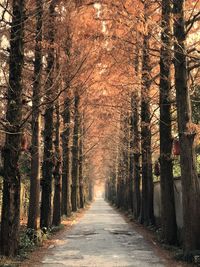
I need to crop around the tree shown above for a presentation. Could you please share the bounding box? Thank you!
[140,3,154,225]
[130,91,141,219]
[159,0,177,244]
[40,0,56,229]
[52,94,62,226]
[62,95,72,216]
[27,0,43,230]
[71,90,80,212]
[79,112,85,208]
[0,0,25,256]
[173,0,200,253]
[116,111,128,209]
[131,40,141,219]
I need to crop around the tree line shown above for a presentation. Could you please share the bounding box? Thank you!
[0,0,200,261]
[0,0,95,257]
[104,0,200,259]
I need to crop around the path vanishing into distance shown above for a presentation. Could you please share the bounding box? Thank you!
[29,198,168,267]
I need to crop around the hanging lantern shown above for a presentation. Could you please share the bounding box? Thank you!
[154,161,160,177]
[173,138,180,156]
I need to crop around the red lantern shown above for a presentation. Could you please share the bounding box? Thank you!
[173,139,180,156]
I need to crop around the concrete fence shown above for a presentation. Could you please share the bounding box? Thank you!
[154,176,200,232]
[154,178,183,229]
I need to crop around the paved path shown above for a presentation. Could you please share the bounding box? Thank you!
[37,198,166,267]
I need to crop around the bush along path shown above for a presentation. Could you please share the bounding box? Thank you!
[0,206,89,267]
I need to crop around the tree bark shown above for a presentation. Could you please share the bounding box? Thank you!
[130,41,141,219]
[173,0,200,253]
[27,0,43,230]
[129,107,134,213]
[52,98,62,226]
[116,112,127,209]
[40,1,56,229]
[110,171,117,204]
[140,21,154,225]
[0,0,25,256]
[130,92,141,219]
[116,113,125,209]
[159,0,177,245]
[123,114,130,210]
[88,179,94,201]
[71,92,80,212]
[62,97,71,216]
[79,116,84,209]
[116,145,123,208]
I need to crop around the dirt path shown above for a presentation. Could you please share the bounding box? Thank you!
[21,198,191,267]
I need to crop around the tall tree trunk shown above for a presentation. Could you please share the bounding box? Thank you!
[52,98,62,226]
[40,1,56,229]
[79,116,84,209]
[159,0,177,245]
[111,171,117,204]
[62,97,71,216]
[140,20,154,225]
[116,112,124,208]
[129,107,134,213]
[130,92,141,219]
[27,0,43,230]
[116,144,123,208]
[88,179,94,201]
[173,0,200,253]
[123,113,130,210]
[79,138,84,209]
[0,0,25,256]
[131,42,141,219]
[71,92,80,212]
[118,112,129,210]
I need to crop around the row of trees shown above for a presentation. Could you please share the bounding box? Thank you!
[0,0,200,260]
[0,0,95,257]
[105,0,200,257]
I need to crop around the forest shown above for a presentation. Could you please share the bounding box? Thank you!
[0,0,200,264]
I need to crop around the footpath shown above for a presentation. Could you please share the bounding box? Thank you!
[31,198,167,267]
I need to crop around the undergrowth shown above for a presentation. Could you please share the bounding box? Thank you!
[0,224,64,266]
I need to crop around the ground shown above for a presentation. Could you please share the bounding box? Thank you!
[21,198,193,267]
